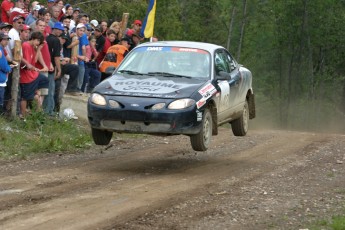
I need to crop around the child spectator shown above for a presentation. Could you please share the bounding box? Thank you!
[20,31,49,117]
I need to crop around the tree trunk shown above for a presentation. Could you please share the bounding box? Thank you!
[10,40,22,119]
[226,7,236,51]
[237,0,247,62]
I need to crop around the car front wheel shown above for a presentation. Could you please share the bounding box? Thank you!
[190,108,212,151]
[92,128,113,145]
[231,100,249,136]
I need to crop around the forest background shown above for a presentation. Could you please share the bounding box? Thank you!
[40,0,345,132]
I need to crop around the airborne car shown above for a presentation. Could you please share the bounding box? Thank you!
[87,41,255,151]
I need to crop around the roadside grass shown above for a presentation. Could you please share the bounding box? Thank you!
[0,111,92,159]
[309,215,345,230]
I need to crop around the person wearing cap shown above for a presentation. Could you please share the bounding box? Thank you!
[93,25,105,61]
[43,21,64,115]
[19,24,31,41]
[1,0,14,23]
[19,31,49,117]
[25,4,41,25]
[69,7,80,32]
[7,15,24,60]
[9,0,29,25]
[64,4,73,17]
[3,14,24,112]
[54,32,79,110]
[46,0,55,10]
[0,23,13,33]
[90,19,98,29]
[75,23,89,91]
[56,32,79,100]
[131,19,142,35]
[0,32,14,114]
[126,29,141,51]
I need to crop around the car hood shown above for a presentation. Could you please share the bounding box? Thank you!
[95,75,208,99]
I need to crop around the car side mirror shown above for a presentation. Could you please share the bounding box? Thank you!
[216,71,231,80]
[105,67,116,76]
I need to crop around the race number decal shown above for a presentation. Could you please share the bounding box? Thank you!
[218,81,230,112]
[196,83,217,109]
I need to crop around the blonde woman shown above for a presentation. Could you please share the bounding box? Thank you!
[109,21,122,43]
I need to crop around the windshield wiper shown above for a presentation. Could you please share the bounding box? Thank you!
[147,72,192,79]
[118,70,144,75]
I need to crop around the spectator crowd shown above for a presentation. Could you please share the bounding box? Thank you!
[0,0,145,118]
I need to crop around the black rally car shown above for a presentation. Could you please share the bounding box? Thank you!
[87,41,255,151]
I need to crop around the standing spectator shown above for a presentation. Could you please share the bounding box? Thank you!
[125,29,141,51]
[19,31,49,117]
[58,32,79,96]
[131,19,142,35]
[34,19,52,78]
[90,19,98,30]
[6,15,24,62]
[46,0,55,11]
[41,9,52,37]
[81,35,100,93]
[75,23,89,91]
[69,7,80,32]
[100,20,108,36]
[44,21,64,115]
[0,22,13,33]
[0,32,14,114]
[1,0,14,23]
[19,24,31,41]
[25,4,41,25]
[9,0,28,24]
[94,25,104,63]
[3,14,24,112]
[54,32,79,111]
[109,21,122,44]
[64,4,73,17]
[49,5,60,27]
[96,29,116,67]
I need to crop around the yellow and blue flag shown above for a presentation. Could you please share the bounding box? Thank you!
[140,0,157,38]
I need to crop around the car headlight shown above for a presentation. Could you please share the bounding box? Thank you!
[90,93,107,106]
[168,99,195,110]
[151,103,166,110]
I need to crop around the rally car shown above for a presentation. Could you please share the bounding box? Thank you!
[87,41,255,151]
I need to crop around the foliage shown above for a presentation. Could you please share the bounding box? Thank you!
[0,112,92,159]
[36,0,345,132]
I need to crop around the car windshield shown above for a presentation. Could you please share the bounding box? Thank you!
[117,46,211,79]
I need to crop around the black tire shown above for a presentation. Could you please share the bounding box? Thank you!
[190,108,212,151]
[91,128,113,145]
[231,100,249,136]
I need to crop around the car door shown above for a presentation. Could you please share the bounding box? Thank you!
[214,49,241,122]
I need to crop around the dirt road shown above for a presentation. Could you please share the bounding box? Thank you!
[0,128,344,229]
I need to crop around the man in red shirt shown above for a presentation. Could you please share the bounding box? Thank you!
[20,31,49,117]
[1,0,14,23]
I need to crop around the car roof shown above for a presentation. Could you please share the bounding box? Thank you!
[136,41,224,53]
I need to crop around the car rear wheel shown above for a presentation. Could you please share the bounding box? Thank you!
[231,100,249,136]
[190,108,212,151]
[92,128,113,145]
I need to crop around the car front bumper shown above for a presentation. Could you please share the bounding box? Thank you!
[87,96,203,135]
